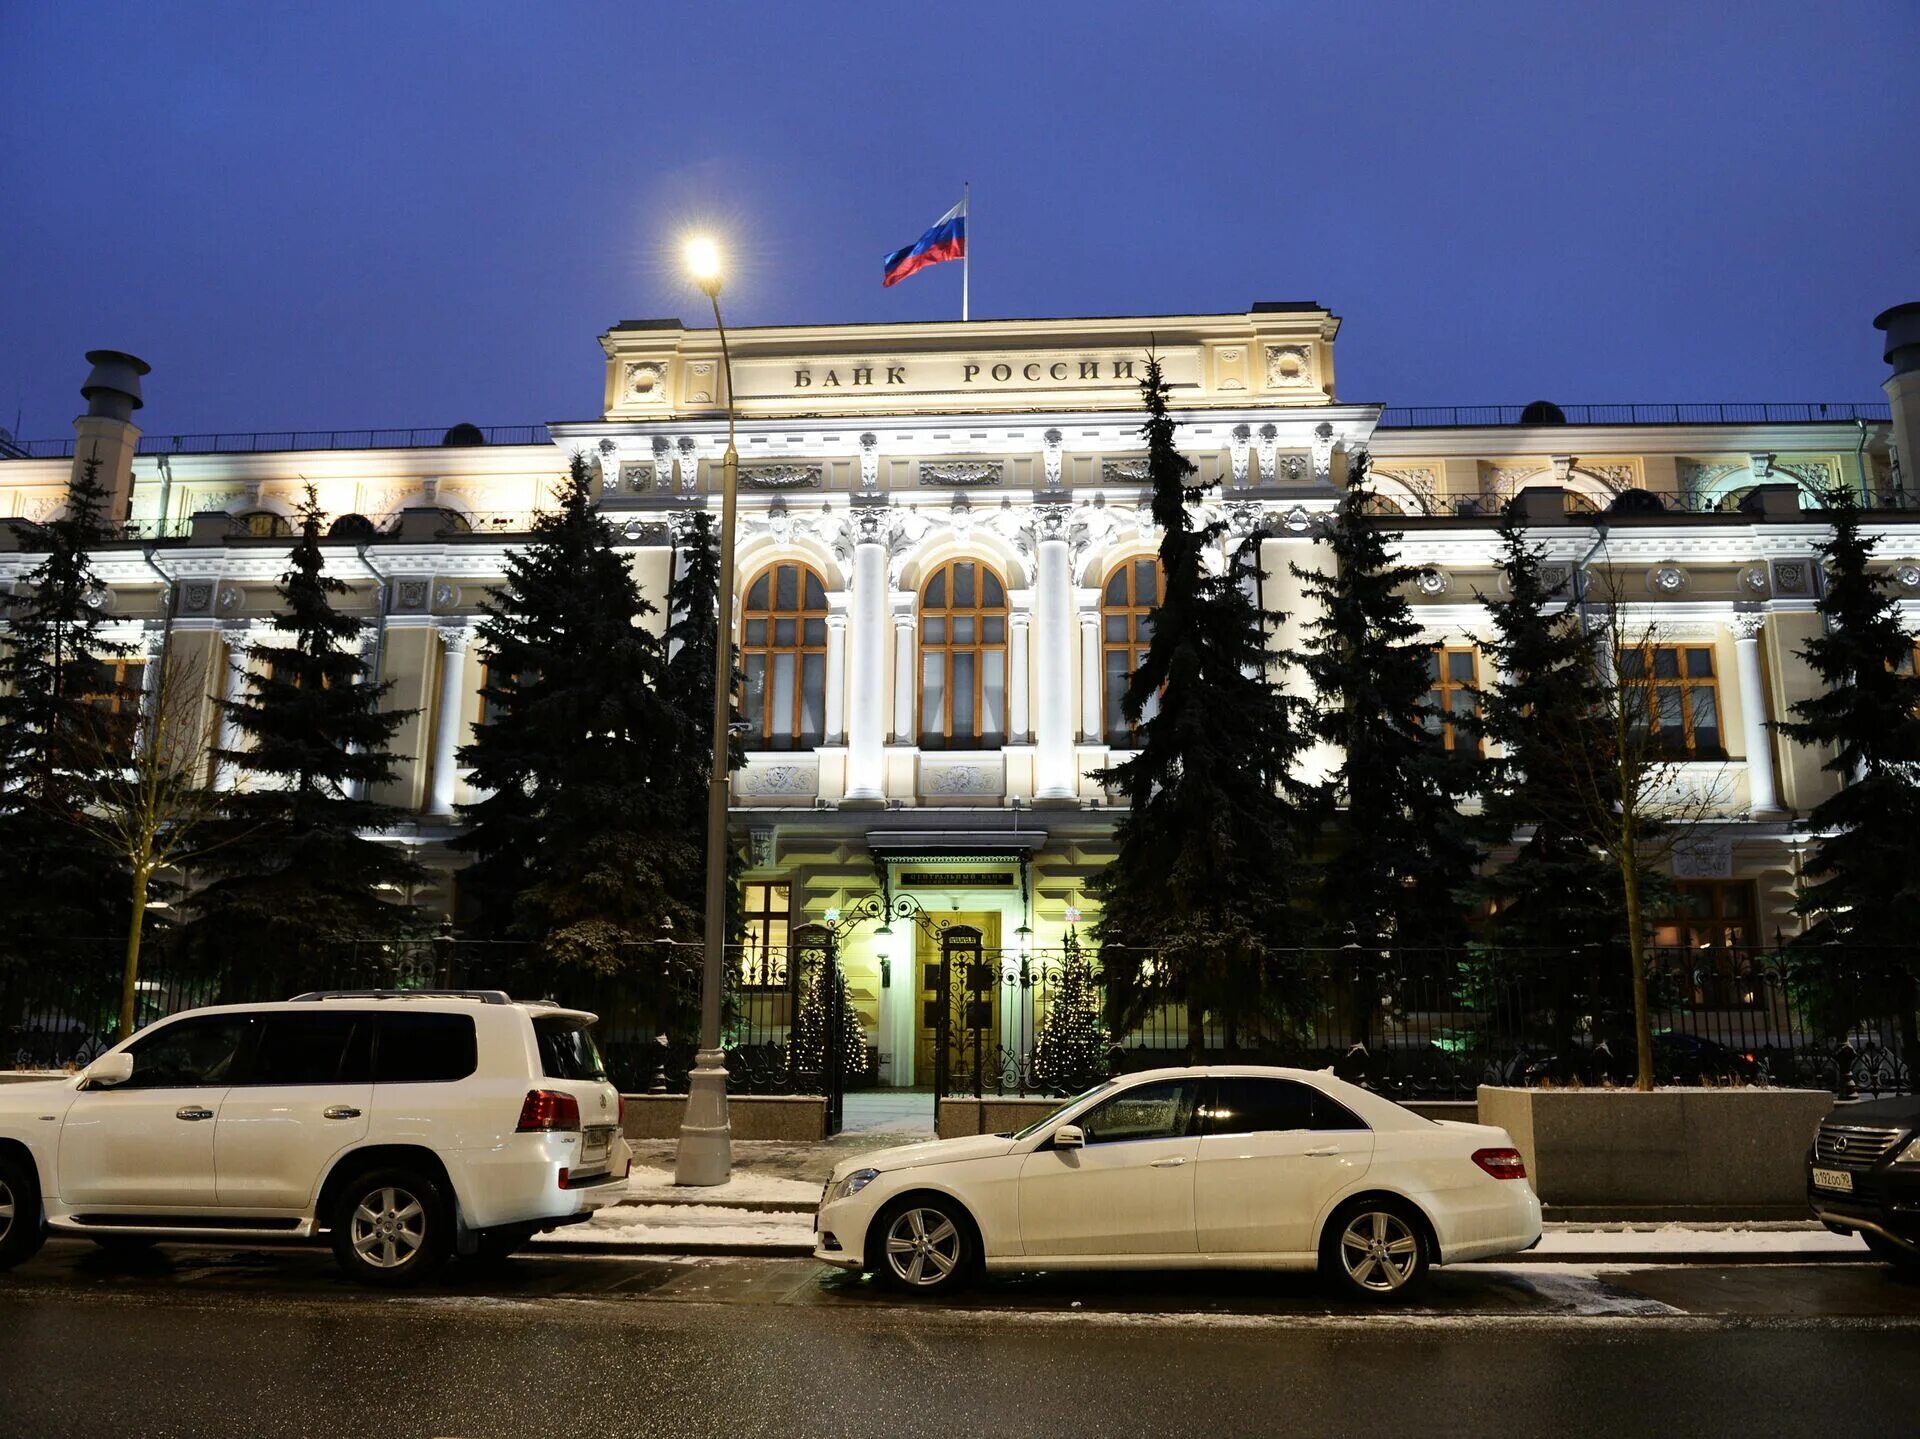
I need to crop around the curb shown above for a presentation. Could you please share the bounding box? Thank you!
[524,1240,1877,1265]
[609,1197,813,1215]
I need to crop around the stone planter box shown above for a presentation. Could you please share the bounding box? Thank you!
[621,1093,826,1142]
[1478,1084,1835,1219]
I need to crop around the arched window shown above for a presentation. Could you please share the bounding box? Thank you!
[919,558,1008,749]
[1102,557,1160,746]
[234,510,294,538]
[741,561,828,750]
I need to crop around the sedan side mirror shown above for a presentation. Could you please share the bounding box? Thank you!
[1052,1124,1084,1150]
[85,1052,134,1088]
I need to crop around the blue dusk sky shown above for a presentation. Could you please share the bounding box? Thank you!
[2,1,1915,439]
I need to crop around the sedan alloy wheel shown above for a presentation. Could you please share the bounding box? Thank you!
[1338,1209,1422,1293]
[883,1206,964,1289]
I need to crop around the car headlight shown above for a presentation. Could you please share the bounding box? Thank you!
[1894,1134,1920,1165]
[831,1168,881,1200]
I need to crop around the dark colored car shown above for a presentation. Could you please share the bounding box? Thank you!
[1808,1096,1920,1269]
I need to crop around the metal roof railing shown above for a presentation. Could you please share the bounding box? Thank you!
[1376,402,1891,428]
[4,424,554,460]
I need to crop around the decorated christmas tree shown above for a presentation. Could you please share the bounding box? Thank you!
[1031,929,1110,1094]
[793,961,870,1083]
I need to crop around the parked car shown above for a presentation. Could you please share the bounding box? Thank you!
[813,1065,1542,1301]
[0,990,632,1286]
[1807,1095,1920,1271]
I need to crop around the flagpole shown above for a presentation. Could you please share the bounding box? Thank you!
[961,182,970,323]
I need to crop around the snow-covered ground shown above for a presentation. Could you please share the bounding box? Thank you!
[621,1164,820,1208]
[1530,1223,1861,1258]
[546,1203,813,1249]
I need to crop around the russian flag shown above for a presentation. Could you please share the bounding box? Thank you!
[882,200,966,288]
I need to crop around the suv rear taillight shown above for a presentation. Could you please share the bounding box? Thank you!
[517,1089,582,1132]
[618,1093,626,1126]
[1472,1147,1527,1180]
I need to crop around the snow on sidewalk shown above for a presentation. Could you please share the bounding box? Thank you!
[1530,1223,1863,1259]
[619,1164,821,1209]
[546,1202,813,1249]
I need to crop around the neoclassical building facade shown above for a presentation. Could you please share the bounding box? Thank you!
[3,303,1915,1087]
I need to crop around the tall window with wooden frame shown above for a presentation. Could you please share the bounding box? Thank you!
[741,562,828,751]
[83,657,146,759]
[1621,643,1724,758]
[1102,556,1160,747]
[1423,646,1478,752]
[918,559,1008,749]
[739,881,791,985]
[1649,879,1760,1008]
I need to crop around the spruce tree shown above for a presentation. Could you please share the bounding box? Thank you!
[1090,356,1315,1053]
[1465,511,1624,1048]
[455,455,701,974]
[184,487,423,964]
[1030,929,1110,1093]
[1293,458,1482,960]
[793,962,870,1083]
[0,452,135,963]
[663,510,745,938]
[1775,493,1920,1046]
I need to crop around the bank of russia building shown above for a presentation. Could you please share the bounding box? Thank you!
[2,304,1911,1087]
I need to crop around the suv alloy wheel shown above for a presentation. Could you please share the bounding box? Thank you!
[330,1166,452,1287]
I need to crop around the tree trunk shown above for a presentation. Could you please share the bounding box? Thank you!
[1621,852,1654,1091]
[119,866,149,1038]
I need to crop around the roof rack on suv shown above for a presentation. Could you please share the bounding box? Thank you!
[288,988,516,1004]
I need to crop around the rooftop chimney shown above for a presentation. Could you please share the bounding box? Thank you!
[1873,303,1920,492]
[71,348,150,525]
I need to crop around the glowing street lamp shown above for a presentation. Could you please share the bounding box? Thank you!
[674,233,742,1187]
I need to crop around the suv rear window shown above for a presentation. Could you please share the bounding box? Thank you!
[533,1016,606,1081]
[373,1013,477,1083]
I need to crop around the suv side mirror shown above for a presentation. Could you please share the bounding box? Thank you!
[85,1052,134,1088]
[1052,1124,1084,1150]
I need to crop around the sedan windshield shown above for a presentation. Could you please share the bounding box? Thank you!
[1009,1080,1116,1140]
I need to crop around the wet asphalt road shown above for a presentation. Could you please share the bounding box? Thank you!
[2,1242,1919,1438]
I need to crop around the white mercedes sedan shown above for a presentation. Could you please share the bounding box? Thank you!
[814,1066,1541,1300]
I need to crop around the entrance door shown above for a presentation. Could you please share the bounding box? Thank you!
[916,911,1000,1087]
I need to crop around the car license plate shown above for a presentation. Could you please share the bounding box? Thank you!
[1812,1166,1853,1193]
[582,1127,614,1163]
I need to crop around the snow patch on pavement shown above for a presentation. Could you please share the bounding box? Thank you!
[622,1165,821,1207]
[546,1203,813,1248]
[1534,1224,1862,1258]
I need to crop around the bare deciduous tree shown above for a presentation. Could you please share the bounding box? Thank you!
[1541,567,1734,1090]
[75,649,235,1036]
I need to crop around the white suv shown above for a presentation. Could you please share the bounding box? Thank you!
[0,989,632,1286]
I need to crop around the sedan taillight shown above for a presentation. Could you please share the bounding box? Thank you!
[517,1089,582,1132]
[1472,1147,1527,1180]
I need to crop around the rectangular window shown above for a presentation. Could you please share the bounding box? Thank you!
[372,1013,478,1083]
[740,882,791,984]
[1649,880,1760,1008]
[243,1013,373,1086]
[533,1016,607,1081]
[479,658,537,727]
[1623,644,1724,758]
[1423,646,1478,752]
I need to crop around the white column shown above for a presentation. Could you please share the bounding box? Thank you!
[1033,512,1075,800]
[823,608,848,745]
[428,623,473,816]
[1008,607,1031,743]
[213,624,252,789]
[891,604,916,744]
[1732,615,1780,814]
[846,525,888,800]
[1078,607,1102,742]
[136,625,166,724]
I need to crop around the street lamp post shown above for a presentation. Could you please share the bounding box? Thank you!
[675,235,737,1186]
